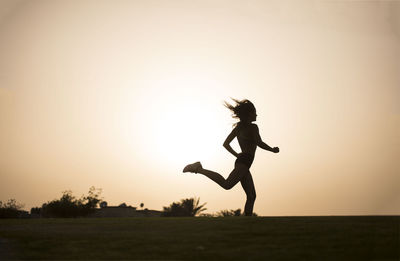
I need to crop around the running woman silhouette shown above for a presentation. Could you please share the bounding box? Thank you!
[183,99,279,216]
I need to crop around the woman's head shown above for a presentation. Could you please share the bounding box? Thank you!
[224,98,257,124]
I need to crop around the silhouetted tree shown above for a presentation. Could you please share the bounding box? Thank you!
[30,207,42,215]
[140,203,144,209]
[41,187,102,218]
[0,199,24,218]
[162,197,207,217]
[83,186,102,209]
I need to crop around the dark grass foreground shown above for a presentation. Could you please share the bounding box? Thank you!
[0,216,398,260]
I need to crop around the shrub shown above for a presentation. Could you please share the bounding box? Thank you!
[30,207,42,215]
[198,213,215,217]
[216,209,242,217]
[0,199,24,218]
[41,187,102,218]
[162,197,206,217]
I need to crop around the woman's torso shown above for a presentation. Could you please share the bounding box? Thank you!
[236,123,257,156]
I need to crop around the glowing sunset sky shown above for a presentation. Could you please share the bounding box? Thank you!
[0,0,399,215]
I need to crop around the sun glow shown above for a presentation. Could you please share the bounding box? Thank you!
[136,72,228,168]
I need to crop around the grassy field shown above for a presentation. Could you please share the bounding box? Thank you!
[0,216,398,260]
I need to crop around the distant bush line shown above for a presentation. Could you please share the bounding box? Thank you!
[1,188,256,218]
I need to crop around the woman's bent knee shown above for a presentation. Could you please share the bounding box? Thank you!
[222,180,237,190]
[222,184,234,190]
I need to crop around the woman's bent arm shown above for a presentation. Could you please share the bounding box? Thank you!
[253,125,279,153]
[223,127,239,157]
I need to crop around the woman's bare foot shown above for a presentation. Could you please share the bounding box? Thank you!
[183,162,203,173]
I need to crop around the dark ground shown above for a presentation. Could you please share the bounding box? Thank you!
[0,216,398,260]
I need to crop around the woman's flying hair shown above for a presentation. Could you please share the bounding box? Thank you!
[224,98,256,126]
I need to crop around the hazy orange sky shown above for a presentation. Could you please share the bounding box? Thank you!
[0,0,399,216]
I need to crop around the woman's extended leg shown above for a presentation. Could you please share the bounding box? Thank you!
[240,171,256,216]
[197,164,248,190]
